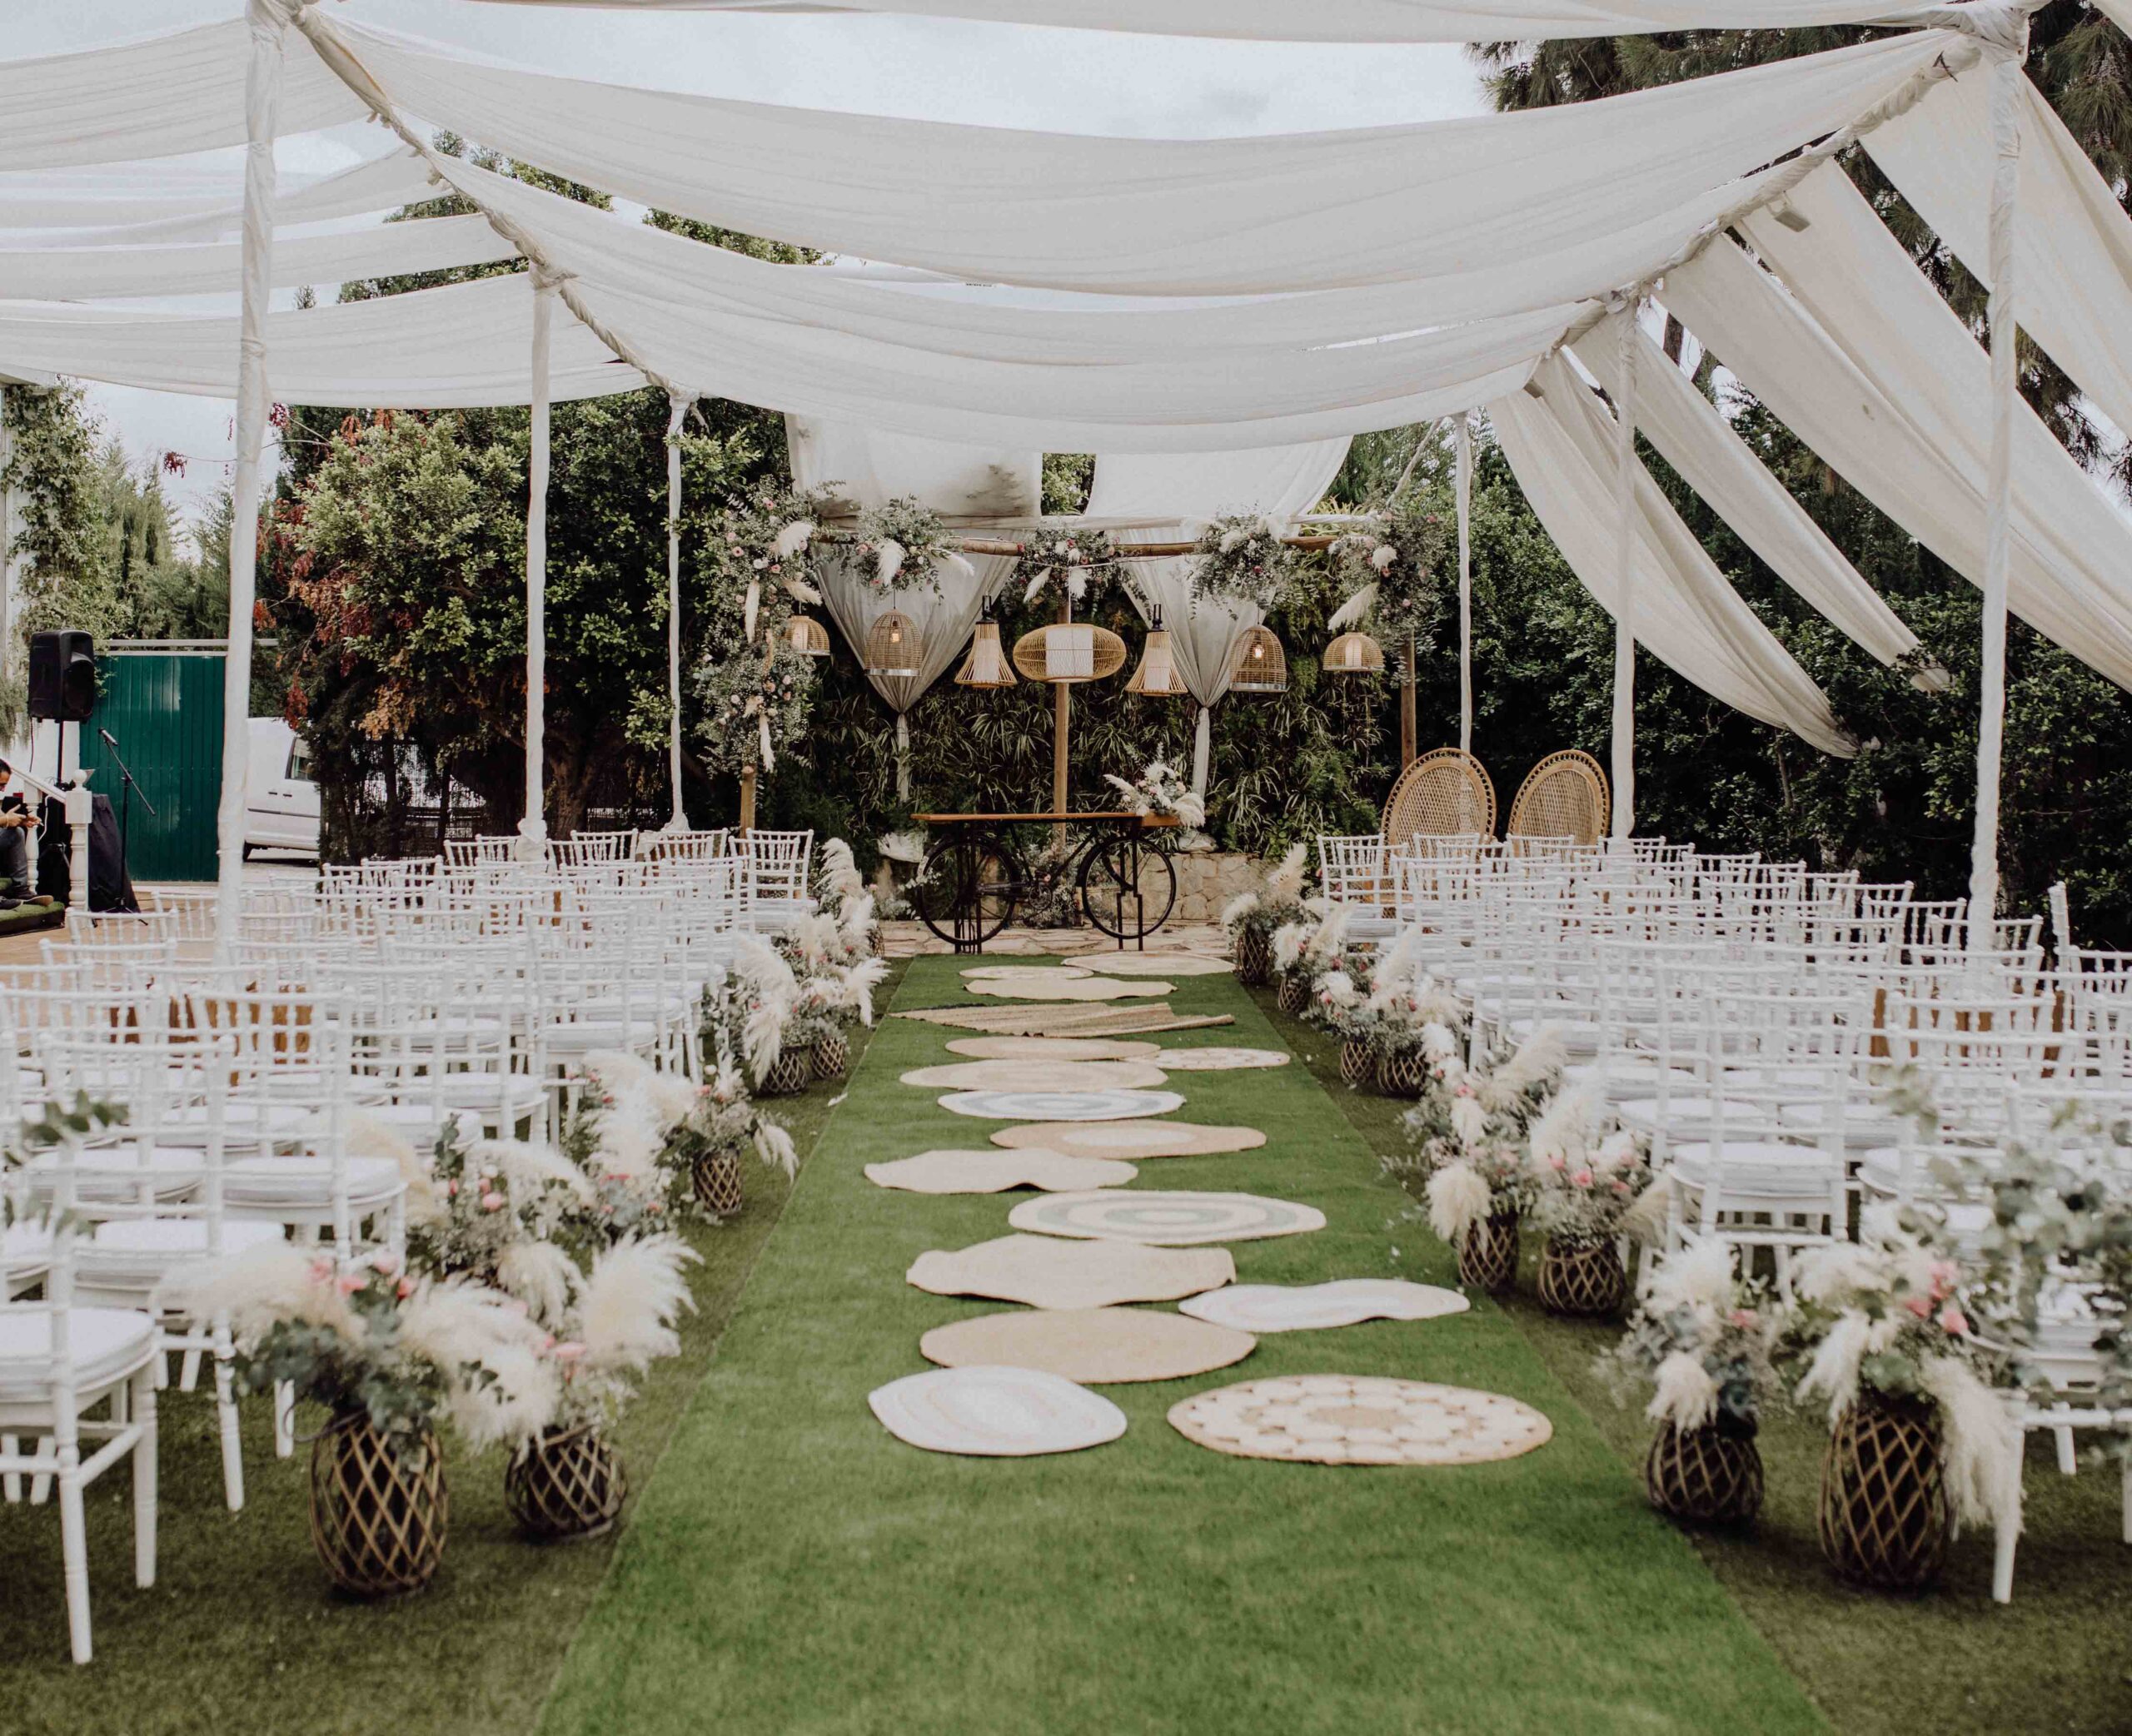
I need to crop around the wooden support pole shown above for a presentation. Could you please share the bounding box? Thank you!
[1398,635,1417,769]
[1052,597,1071,834]
[740,764,757,834]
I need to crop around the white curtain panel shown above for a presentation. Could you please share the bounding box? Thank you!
[1664,225,2132,691]
[1492,356,1851,754]
[326,17,1953,294]
[786,416,1040,517]
[1567,311,1922,672]
[0,149,438,240]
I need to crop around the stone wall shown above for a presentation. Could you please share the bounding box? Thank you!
[1171,849,1258,927]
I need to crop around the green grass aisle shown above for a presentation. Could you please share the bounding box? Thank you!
[538,957,1823,1736]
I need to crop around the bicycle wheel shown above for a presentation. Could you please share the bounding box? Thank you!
[914,831,1023,948]
[1078,833,1177,942]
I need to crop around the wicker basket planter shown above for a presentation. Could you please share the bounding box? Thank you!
[1645,1421,1764,1527]
[811,1030,849,1082]
[506,1424,627,1542]
[308,1415,448,1598]
[1234,927,1272,987]
[1377,1047,1428,1099]
[1339,1037,1375,1088]
[692,1148,744,1217]
[1537,1235,1627,1319]
[1819,1392,1951,1592]
[1276,974,1310,1018]
[759,1047,811,1097]
[1457,1212,1520,1294]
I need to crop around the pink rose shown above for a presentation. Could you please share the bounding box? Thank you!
[1939,1305,1969,1335]
[446,1179,460,1197]
[481,1191,506,1212]
[336,1272,368,1296]
[1572,1169,1592,1187]
[1904,1293,1934,1320]
[1929,1261,1960,1300]
[1729,1308,1759,1329]
[1548,1156,1566,1171]
[553,1341,588,1363]
[395,1278,415,1300]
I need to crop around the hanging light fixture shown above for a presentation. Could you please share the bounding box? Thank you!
[954,604,1018,689]
[864,609,921,677]
[1125,605,1188,696]
[785,614,832,658]
[1228,624,1288,694]
[1011,623,1125,684]
[1322,629,1385,676]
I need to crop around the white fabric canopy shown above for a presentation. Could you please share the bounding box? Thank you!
[1492,356,1853,755]
[0,150,437,240]
[787,417,1039,517]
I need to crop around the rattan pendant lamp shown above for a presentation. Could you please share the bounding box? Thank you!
[954,603,1018,689]
[1323,629,1386,675]
[785,614,832,658]
[1125,606,1188,697]
[1228,624,1288,694]
[864,609,922,677]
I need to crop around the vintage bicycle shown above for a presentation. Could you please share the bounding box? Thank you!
[909,810,1180,953]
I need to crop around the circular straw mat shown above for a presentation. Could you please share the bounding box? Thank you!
[991,1121,1265,1159]
[1009,1190,1325,1246]
[940,1088,1183,1122]
[1168,1375,1552,1465]
[947,1037,1163,1062]
[906,1233,1234,1310]
[900,1060,1170,1092]
[1177,1280,1470,1335]
[964,977,1173,1002]
[869,1365,1125,1457]
[1149,1047,1289,1072]
[921,1306,1257,1384]
[866,1151,1138,1196]
[961,964,1094,982]
[1084,953,1233,977]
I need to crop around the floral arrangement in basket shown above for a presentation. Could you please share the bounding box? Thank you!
[775,908,890,1063]
[665,1040,800,1219]
[1271,901,1372,999]
[1015,526,1117,607]
[540,1233,700,1434]
[1221,843,1310,961]
[1522,1087,1653,1242]
[565,1050,705,1240]
[1103,759,1207,830]
[713,480,836,645]
[405,1118,599,1321]
[1189,512,1298,611]
[700,935,826,1090]
[1312,928,1461,1084]
[694,639,816,778]
[853,496,975,597]
[1328,500,1450,652]
[1610,1241,1779,1440]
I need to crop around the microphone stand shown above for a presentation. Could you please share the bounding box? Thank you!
[98,728,156,872]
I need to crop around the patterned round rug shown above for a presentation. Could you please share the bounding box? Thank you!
[920,1306,1257,1385]
[964,977,1173,1002]
[939,1088,1184,1122]
[1168,1375,1552,1465]
[1177,1280,1470,1334]
[991,1121,1265,1159]
[1008,1190,1325,1246]
[906,1233,1234,1309]
[1149,1047,1290,1072]
[900,1060,1171,1093]
[865,1150,1138,1196]
[869,1365,1126,1457]
[946,1037,1163,1062]
[1083,953,1233,977]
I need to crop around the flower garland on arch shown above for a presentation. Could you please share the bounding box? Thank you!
[853,496,976,597]
[713,481,837,646]
[1015,526,1117,608]
[1328,500,1450,649]
[1189,513,1298,611]
[693,639,815,777]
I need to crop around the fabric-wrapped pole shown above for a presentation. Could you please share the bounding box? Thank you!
[1456,413,1473,757]
[665,390,689,829]
[519,276,556,850]
[1608,305,1639,839]
[217,0,285,957]
[1193,704,1213,798]
[895,712,912,802]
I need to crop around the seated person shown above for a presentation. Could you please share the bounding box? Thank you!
[0,754,34,902]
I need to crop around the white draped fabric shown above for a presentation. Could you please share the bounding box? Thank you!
[0,151,441,242]
[1085,440,1351,796]
[1491,356,1853,756]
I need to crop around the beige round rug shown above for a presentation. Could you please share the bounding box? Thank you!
[1168,1375,1552,1465]
[1083,953,1233,977]
[1151,1047,1291,1072]
[1176,1280,1470,1334]
[964,977,1174,1002]
[946,1037,1164,1062]
[961,963,1094,982]
[869,1366,1125,1458]
[899,1059,1171,1092]
[920,1306,1256,1385]
[865,1151,1138,1196]
[907,1234,1234,1309]
[991,1121,1266,1160]
[1008,1190,1325,1246]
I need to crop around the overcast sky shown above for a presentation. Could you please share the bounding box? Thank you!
[15,2,1487,530]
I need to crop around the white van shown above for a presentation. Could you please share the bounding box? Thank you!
[244,717,320,859]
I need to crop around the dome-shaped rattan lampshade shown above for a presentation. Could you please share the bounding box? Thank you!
[1125,608,1188,697]
[864,609,921,677]
[1228,624,1288,694]
[1323,629,1385,676]
[954,616,1018,689]
[785,613,832,658]
[1012,623,1127,684]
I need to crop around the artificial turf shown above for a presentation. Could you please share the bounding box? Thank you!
[0,984,897,1736]
[537,957,1825,1736]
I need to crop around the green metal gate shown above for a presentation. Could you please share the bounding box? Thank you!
[78,648,226,883]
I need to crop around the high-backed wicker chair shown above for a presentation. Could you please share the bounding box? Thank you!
[1505,750,1610,847]
[1382,748,1497,847]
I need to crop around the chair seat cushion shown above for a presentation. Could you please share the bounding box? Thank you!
[544,1020,661,1052]
[1566,1060,1701,1097]
[1617,1096,1756,1132]
[1775,1099,1903,1147]
[0,1306,157,1401]
[222,1154,407,1210]
[86,1218,286,1280]
[24,1146,205,1201]
[1671,1140,1841,1196]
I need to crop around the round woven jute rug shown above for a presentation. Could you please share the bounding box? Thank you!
[964,977,1173,1002]
[939,1088,1184,1122]
[1083,953,1233,977]
[865,1150,1138,1196]
[920,1306,1257,1385]
[960,963,1095,982]
[906,1233,1234,1309]
[946,1037,1165,1062]
[899,1059,1171,1093]
[869,1365,1126,1457]
[1008,1190,1325,1246]
[991,1120,1265,1159]
[1168,1375,1552,1465]
[1177,1280,1470,1334]
[1149,1047,1290,1072]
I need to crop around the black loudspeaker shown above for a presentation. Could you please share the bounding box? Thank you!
[27,630,97,722]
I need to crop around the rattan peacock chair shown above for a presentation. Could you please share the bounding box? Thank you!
[1505,749,1610,847]
[1382,748,1497,847]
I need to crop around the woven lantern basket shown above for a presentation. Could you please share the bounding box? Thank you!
[1819,1393,1951,1592]
[1646,1421,1765,1527]
[1457,1212,1520,1294]
[1537,1235,1627,1318]
[692,1148,745,1217]
[1276,974,1311,1018]
[1011,623,1127,684]
[1125,615,1189,696]
[864,610,922,676]
[1234,927,1273,986]
[506,1424,627,1542]
[1339,1037,1374,1088]
[811,1029,849,1082]
[308,1416,448,1599]
[954,619,1018,689]
[1323,630,1386,676]
[1228,625,1288,694]
[759,1047,812,1097]
[1377,1046,1429,1099]
[785,614,832,658]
